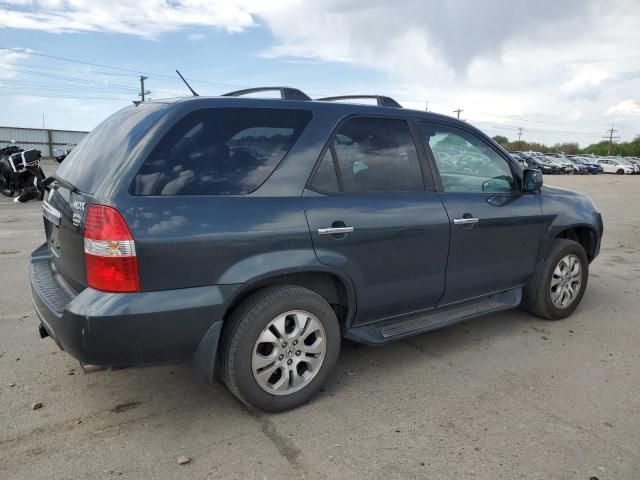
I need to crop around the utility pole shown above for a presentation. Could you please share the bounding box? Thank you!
[453,108,463,119]
[139,76,150,102]
[517,127,524,142]
[602,125,620,155]
[425,100,429,112]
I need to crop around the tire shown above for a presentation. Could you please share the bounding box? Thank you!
[616,169,624,175]
[220,285,340,412]
[0,175,15,197]
[523,239,588,320]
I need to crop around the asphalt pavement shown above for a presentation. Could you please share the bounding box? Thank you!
[1,163,638,479]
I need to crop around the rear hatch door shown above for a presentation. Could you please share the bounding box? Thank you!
[41,102,168,290]
[42,185,95,291]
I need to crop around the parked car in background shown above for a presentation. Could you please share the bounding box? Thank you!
[626,158,640,171]
[562,156,589,174]
[510,152,528,168]
[30,88,604,411]
[619,158,640,173]
[598,158,635,174]
[514,152,559,174]
[563,158,588,174]
[529,156,558,174]
[544,155,577,174]
[567,156,603,174]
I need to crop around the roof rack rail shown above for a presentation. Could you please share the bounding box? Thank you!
[316,95,402,108]
[222,87,311,101]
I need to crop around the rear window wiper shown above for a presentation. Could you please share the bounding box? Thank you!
[44,175,78,193]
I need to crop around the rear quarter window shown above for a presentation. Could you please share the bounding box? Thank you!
[132,108,312,195]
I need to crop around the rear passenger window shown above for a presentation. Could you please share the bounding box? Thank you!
[329,118,424,194]
[132,108,311,195]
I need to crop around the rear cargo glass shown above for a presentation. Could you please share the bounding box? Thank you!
[54,103,167,193]
[131,108,312,195]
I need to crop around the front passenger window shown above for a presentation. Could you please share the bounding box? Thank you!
[420,123,515,193]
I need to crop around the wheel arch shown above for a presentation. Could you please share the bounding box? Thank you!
[553,225,599,262]
[222,267,357,330]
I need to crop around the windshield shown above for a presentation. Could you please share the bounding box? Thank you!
[54,103,168,193]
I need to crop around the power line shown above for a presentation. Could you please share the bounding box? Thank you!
[472,120,602,136]
[0,64,182,97]
[0,45,246,89]
[0,92,130,101]
[2,46,637,142]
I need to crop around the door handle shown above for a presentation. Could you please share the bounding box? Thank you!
[318,226,354,235]
[453,217,479,225]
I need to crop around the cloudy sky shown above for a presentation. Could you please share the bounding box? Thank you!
[1,0,639,146]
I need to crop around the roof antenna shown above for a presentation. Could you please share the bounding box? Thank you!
[176,70,199,97]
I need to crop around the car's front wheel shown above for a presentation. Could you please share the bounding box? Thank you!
[524,239,588,320]
[220,285,340,412]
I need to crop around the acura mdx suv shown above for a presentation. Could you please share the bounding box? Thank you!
[31,88,603,411]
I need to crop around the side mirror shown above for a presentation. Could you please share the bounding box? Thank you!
[523,168,543,192]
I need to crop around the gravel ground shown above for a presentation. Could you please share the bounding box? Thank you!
[1,162,639,479]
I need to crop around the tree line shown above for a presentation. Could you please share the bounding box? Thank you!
[491,135,640,157]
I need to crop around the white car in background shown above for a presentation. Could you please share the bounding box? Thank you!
[597,158,635,175]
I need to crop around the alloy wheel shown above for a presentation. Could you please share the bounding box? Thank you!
[252,310,327,395]
[550,254,583,309]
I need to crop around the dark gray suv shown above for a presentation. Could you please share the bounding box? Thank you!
[30,88,603,411]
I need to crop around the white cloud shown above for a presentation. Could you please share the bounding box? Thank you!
[607,100,640,116]
[561,67,610,100]
[0,1,258,37]
[0,48,31,79]
[1,0,639,144]
[253,0,640,144]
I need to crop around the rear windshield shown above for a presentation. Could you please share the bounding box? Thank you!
[131,108,312,195]
[54,103,167,193]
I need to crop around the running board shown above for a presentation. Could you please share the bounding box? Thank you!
[344,288,522,345]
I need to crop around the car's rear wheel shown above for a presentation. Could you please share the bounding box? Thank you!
[524,239,588,320]
[616,169,624,175]
[220,285,340,412]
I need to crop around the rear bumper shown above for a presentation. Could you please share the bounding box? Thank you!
[30,244,240,370]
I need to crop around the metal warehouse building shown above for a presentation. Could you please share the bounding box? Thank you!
[0,126,88,157]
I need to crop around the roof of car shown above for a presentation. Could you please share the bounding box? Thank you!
[143,94,463,124]
[137,88,503,149]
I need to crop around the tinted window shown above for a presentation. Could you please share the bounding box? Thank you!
[309,149,340,193]
[55,103,168,193]
[420,123,516,193]
[331,118,424,193]
[133,108,311,195]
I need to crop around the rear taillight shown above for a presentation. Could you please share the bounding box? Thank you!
[83,205,140,293]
